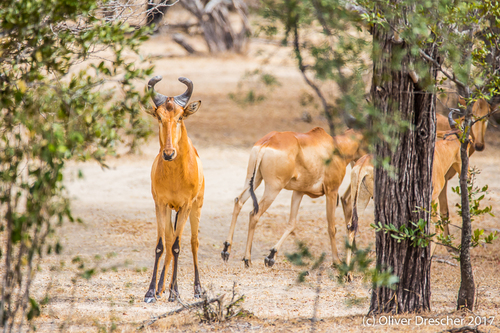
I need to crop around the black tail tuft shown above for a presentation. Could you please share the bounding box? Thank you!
[348,192,359,233]
[249,170,259,214]
[350,205,359,233]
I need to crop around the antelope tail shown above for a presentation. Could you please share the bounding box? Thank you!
[349,166,360,234]
[249,148,265,215]
[351,197,359,233]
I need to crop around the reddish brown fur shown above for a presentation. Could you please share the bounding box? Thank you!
[144,93,204,303]
[223,127,366,266]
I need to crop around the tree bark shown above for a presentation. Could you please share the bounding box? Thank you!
[369,8,437,314]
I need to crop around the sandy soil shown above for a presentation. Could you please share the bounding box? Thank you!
[29,30,500,333]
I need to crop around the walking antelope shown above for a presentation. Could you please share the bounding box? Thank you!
[144,76,204,303]
[342,112,475,275]
[221,127,366,267]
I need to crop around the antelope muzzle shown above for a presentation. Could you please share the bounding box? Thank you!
[162,149,177,161]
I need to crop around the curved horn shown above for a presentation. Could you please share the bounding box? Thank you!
[448,109,458,128]
[148,76,168,108]
[173,77,193,107]
[344,112,357,129]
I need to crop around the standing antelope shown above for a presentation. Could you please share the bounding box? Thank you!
[435,99,491,237]
[221,127,365,267]
[144,76,204,303]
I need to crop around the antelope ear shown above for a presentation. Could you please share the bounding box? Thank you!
[184,100,201,117]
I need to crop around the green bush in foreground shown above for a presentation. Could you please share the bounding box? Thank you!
[0,0,154,330]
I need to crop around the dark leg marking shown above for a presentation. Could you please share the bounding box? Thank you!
[144,237,163,303]
[264,248,277,267]
[249,169,259,214]
[156,264,166,298]
[242,258,250,268]
[221,241,230,262]
[194,264,202,298]
[168,237,180,302]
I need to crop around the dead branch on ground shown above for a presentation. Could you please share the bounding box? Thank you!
[137,285,246,330]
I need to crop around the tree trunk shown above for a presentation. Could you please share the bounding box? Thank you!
[457,110,475,310]
[181,0,249,53]
[368,9,438,314]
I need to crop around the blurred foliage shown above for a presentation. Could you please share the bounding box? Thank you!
[357,0,500,101]
[229,69,281,106]
[286,241,399,290]
[257,0,500,143]
[259,0,371,135]
[257,0,412,171]
[0,0,154,329]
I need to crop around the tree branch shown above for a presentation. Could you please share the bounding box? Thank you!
[137,295,224,329]
[471,108,500,126]
[419,49,469,94]
[292,23,334,132]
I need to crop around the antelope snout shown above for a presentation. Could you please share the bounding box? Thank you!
[474,142,485,151]
[162,149,177,161]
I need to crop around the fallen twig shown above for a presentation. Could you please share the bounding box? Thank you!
[137,295,224,330]
[432,258,458,267]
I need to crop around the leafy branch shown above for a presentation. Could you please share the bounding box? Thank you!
[370,219,435,248]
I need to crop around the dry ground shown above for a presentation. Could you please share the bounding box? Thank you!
[29,31,500,333]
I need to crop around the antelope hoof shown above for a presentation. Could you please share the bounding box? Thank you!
[243,258,250,268]
[221,250,230,262]
[155,290,164,298]
[144,290,157,303]
[194,285,203,299]
[264,249,277,268]
[264,256,275,267]
[168,289,178,302]
[221,241,230,262]
[347,272,354,283]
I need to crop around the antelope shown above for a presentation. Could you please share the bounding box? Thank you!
[144,76,204,303]
[434,98,491,237]
[221,127,366,267]
[342,98,492,241]
[342,112,473,273]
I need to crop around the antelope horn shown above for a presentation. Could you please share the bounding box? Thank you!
[148,76,168,108]
[448,109,458,128]
[173,77,193,107]
[345,112,357,129]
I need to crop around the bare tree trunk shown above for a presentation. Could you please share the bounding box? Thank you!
[181,0,249,53]
[368,5,437,314]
